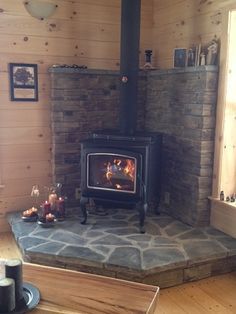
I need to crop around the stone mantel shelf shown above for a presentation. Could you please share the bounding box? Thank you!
[48,65,218,75]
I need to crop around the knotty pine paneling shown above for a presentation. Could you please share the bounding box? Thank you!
[0,127,51,146]
[0,0,153,215]
[0,143,51,163]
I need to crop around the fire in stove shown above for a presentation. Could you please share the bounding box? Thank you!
[88,153,137,193]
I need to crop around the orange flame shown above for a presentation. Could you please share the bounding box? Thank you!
[105,158,135,189]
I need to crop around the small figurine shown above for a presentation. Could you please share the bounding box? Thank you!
[230,195,235,202]
[220,191,224,201]
[187,48,195,67]
[143,50,154,70]
[206,39,218,65]
[200,52,206,66]
[226,196,230,202]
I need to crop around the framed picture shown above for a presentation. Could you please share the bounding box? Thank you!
[173,48,187,68]
[9,63,38,101]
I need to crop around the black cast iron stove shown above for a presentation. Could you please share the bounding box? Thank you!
[80,0,162,232]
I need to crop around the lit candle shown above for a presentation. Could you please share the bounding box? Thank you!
[46,213,55,222]
[43,201,51,217]
[57,197,65,219]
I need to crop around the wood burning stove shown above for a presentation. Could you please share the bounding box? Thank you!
[80,0,162,232]
[80,131,162,233]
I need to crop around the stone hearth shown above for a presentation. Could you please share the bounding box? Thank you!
[8,209,236,288]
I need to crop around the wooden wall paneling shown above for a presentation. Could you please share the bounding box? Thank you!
[0,110,51,128]
[0,93,50,110]
[153,11,222,44]
[0,177,51,198]
[0,217,10,233]
[0,143,51,163]
[0,15,121,42]
[152,0,236,69]
[220,10,236,195]
[0,53,114,72]
[212,8,236,198]
[153,0,236,14]
[0,127,51,145]
[0,33,120,59]
[2,160,52,181]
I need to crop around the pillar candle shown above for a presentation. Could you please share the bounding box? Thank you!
[0,278,15,313]
[43,201,51,217]
[5,259,23,303]
[57,197,65,218]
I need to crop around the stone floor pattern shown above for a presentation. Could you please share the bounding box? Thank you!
[8,208,236,287]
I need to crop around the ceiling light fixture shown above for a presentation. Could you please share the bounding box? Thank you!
[24,0,58,20]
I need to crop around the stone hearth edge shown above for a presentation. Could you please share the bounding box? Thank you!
[8,209,236,288]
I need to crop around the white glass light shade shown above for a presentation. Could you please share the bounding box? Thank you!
[24,0,57,20]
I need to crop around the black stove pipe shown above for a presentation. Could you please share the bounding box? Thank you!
[119,0,141,135]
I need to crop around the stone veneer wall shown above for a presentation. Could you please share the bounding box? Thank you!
[49,66,218,226]
[49,68,146,205]
[145,66,218,226]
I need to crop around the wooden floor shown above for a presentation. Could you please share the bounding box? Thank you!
[1,232,236,314]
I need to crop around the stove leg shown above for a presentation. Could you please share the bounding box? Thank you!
[80,196,88,224]
[139,202,148,234]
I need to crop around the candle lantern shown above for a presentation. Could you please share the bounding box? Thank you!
[49,191,57,214]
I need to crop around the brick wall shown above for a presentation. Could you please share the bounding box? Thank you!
[145,66,218,226]
[50,68,146,205]
[50,66,218,226]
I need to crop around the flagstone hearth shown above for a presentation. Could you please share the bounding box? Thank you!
[7,209,236,288]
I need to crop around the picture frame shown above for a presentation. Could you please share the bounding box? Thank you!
[9,63,38,101]
[173,48,187,68]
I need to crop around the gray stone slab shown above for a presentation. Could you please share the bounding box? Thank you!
[204,227,229,237]
[127,235,152,242]
[152,236,178,246]
[143,248,186,270]
[90,235,131,246]
[106,227,139,236]
[18,237,47,250]
[59,246,105,262]
[91,220,129,230]
[108,247,142,269]
[32,229,56,238]
[93,245,111,255]
[85,231,105,238]
[11,222,37,239]
[50,231,88,246]
[165,221,193,236]
[215,237,236,254]
[152,216,175,228]
[183,240,227,263]
[177,229,208,240]
[27,241,65,254]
